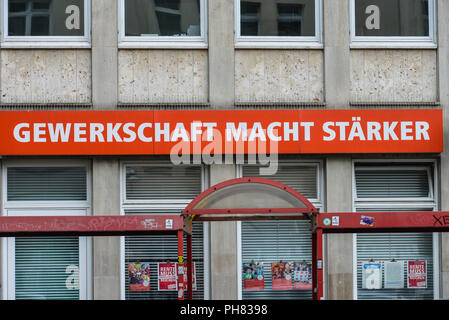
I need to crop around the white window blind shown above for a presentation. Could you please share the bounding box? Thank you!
[7,166,87,201]
[354,164,436,300]
[5,165,89,300]
[240,163,321,300]
[126,165,202,201]
[15,237,80,300]
[123,164,204,300]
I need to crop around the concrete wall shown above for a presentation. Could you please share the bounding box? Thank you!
[92,0,118,109]
[325,157,353,300]
[437,0,449,300]
[350,50,438,103]
[0,50,91,104]
[118,50,208,104]
[92,159,121,300]
[235,50,324,104]
[208,164,238,299]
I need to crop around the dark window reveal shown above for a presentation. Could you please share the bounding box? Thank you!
[354,0,430,37]
[240,0,315,37]
[7,0,85,36]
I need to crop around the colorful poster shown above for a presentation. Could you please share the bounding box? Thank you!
[158,262,197,291]
[384,261,404,289]
[129,262,150,291]
[293,262,312,290]
[362,261,382,289]
[271,262,293,290]
[242,262,265,291]
[408,260,427,289]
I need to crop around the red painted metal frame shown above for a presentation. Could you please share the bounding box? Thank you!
[311,210,449,300]
[0,214,192,301]
[182,177,319,299]
[314,211,449,233]
[182,177,319,221]
[0,215,190,237]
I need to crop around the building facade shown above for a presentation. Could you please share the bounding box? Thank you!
[0,0,448,300]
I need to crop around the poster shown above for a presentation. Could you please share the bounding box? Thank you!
[242,262,265,290]
[408,260,427,289]
[158,263,177,291]
[271,262,293,290]
[293,262,312,290]
[182,263,197,291]
[129,262,151,291]
[158,262,197,291]
[362,261,382,289]
[384,261,404,289]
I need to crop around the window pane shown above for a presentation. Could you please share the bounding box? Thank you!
[240,0,316,37]
[7,167,87,201]
[15,237,80,300]
[8,0,85,36]
[241,221,312,299]
[124,209,205,300]
[354,0,430,37]
[125,165,202,200]
[355,169,430,198]
[125,0,201,37]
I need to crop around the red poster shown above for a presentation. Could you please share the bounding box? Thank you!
[408,260,427,289]
[129,263,150,291]
[271,262,293,290]
[158,262,196,291]
[158,263,177,291]
[243,262,265,290]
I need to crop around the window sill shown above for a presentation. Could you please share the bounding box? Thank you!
[350,41,437,50]
[235,40,323,49]
[1,41,91,49]
[118,40,208,49]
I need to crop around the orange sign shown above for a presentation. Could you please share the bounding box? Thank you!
[0,109,442,155]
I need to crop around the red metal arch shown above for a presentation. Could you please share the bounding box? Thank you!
[182,177,319,221]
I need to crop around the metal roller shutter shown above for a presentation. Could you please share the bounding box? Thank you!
[241,163,320,300]
[123,165,204,300]
[124,209,204,300]
[7,167,87,201]
[126,166,202,200]
[15,237,80,300]
[6,166,88,300]
[354,165,436,300]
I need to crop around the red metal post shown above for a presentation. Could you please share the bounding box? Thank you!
[187,234,193,300]
[312,228,324,300]
[316,228,324,300]
[177,230,185,300]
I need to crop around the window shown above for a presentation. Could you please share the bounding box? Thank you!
[353,161,439,300]
[2,161,92,300]
[119,0,207,48]
[2,0,90,47]
[238,161,323,299]
[121,163,208,300]
[350,0,436,48]
[235,0,322,48]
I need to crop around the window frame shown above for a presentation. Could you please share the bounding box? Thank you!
[234,0,323,49]
[236,160,325,300]
[351,159,440,300]
[1,0,91,48]
[349,0,437,49]
[118,0,208,49]
[1,159,92,300]
[119,161,210,300]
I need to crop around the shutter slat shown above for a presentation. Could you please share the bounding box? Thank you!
[355,165,435,300]
[15,237,80,300]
